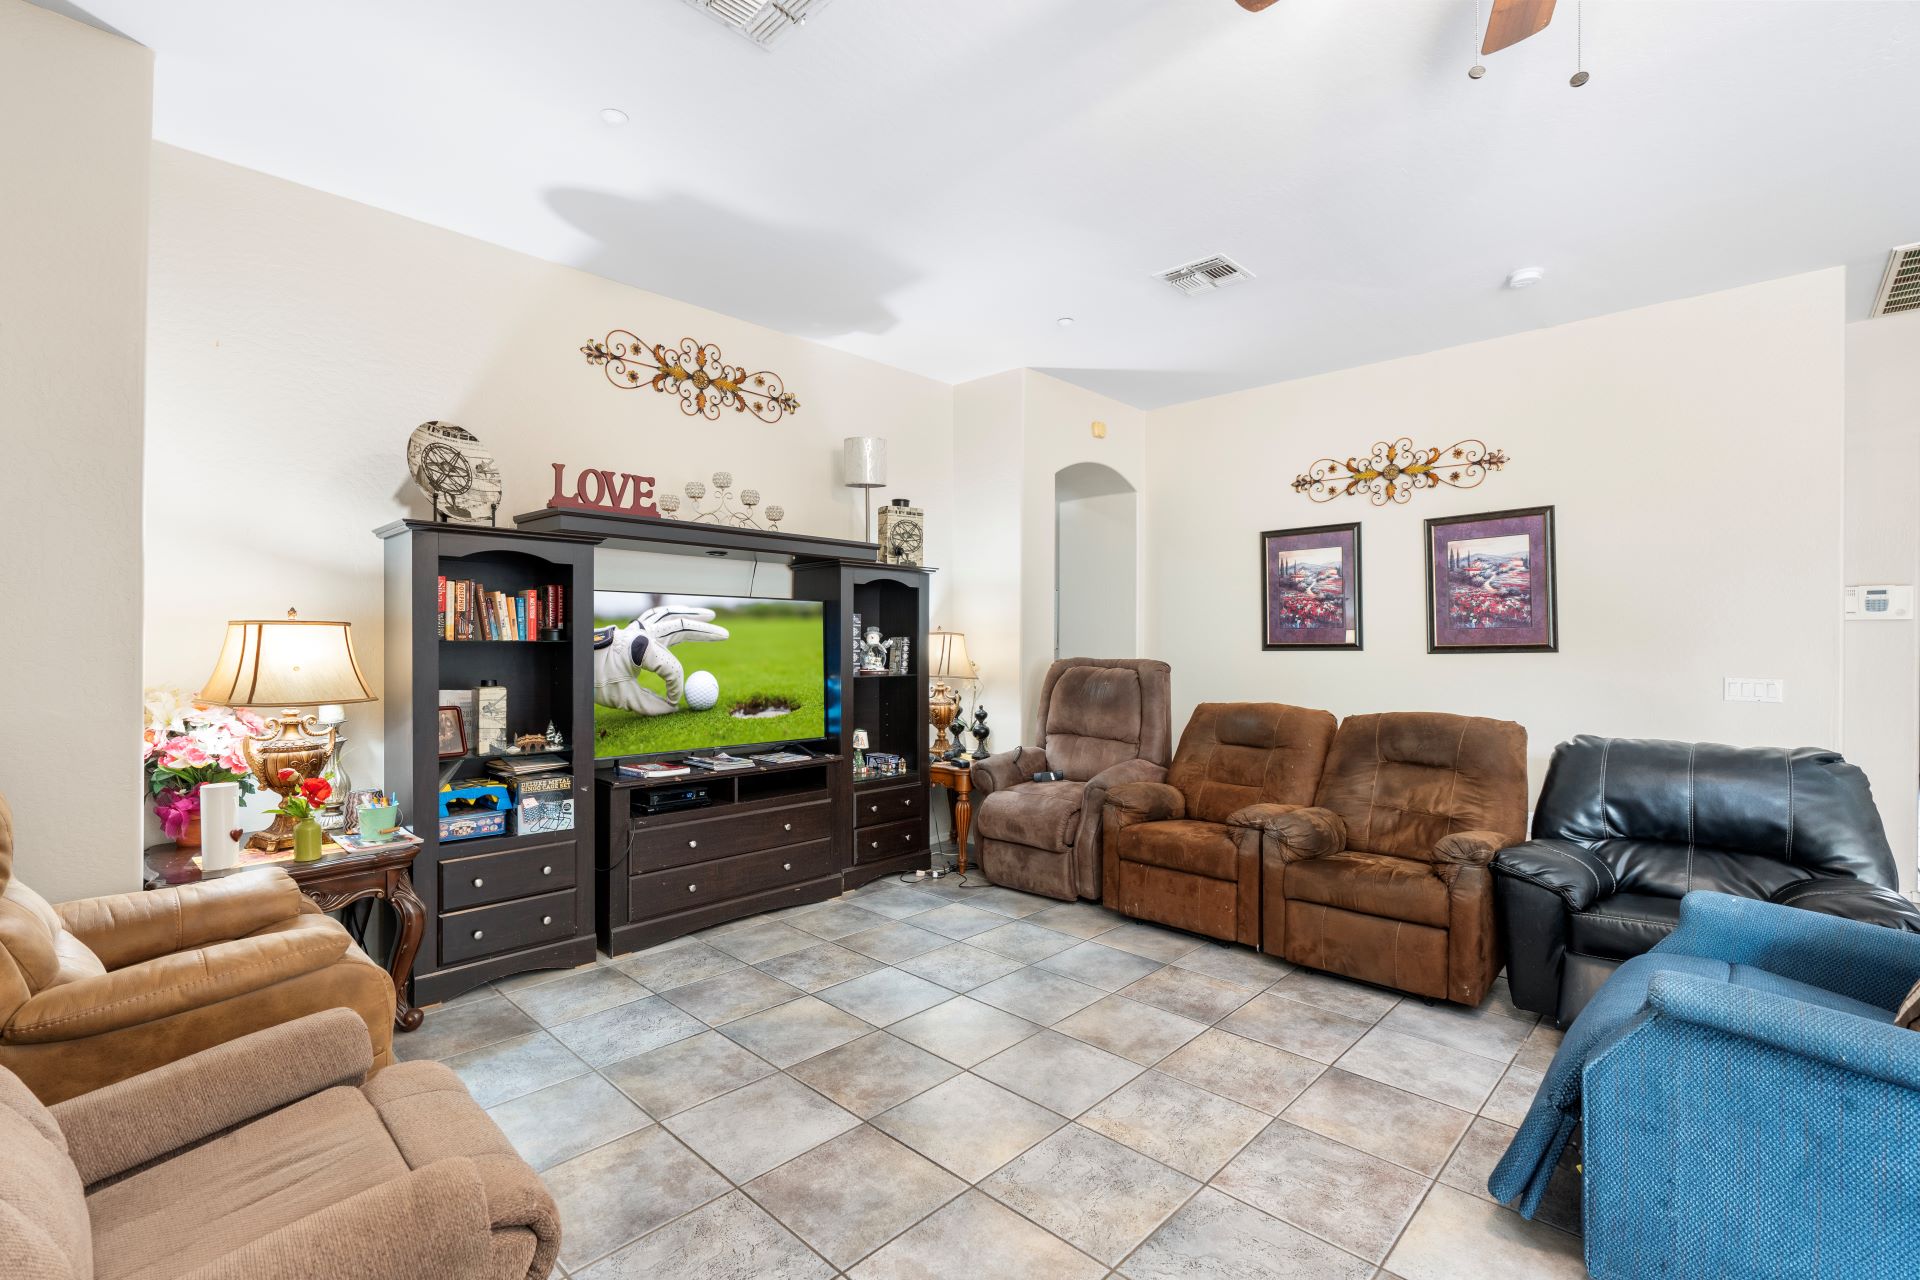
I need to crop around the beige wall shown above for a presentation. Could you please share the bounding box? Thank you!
[1842,309,1920,894]
[0,2,152,900]
[144,145,954,828]
[1144,271,1850,801]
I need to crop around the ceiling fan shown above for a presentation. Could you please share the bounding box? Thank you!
[1233,0,1557,55]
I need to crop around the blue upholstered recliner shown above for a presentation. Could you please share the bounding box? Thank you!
[1490,891,1920,1280]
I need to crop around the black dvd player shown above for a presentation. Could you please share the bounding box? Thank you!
[638,785,713,816]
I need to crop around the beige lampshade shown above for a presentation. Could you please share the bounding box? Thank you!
[929,630,976,680]
[198,613,376,709]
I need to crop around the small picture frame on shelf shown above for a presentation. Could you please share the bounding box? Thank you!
[437,705,469,759]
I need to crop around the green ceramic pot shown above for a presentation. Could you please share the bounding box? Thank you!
[292,818,325,862]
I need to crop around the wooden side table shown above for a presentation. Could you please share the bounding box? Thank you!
[927,759,973,875]
[144,841,427,1032]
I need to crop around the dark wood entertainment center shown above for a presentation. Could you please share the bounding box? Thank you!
[383,510,933,998]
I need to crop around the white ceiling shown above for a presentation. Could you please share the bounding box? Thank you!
[64,0,1920,408]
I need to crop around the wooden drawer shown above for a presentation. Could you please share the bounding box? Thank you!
[854,816,927,864]
[440,888,577,966]
[856,783,923,829]
[629,839,838,922]
[439,839,576,911]
[629,800,830,873]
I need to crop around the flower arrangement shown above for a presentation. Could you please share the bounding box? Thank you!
[142,686,262,841]
[268,770,332,824]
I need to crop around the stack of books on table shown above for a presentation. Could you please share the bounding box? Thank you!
[486,753,569,781]
[684,753,755,772]
[619,760,691,780]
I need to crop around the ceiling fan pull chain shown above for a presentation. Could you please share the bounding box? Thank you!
[1469,0,1487,79]
[1571,1,1590,87]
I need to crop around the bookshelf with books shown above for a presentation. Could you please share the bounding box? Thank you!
[377,520,601,1005]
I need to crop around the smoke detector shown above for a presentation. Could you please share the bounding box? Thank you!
[1870,243,1920,318]
[1154,254,1254,297]
[681,0,831,48]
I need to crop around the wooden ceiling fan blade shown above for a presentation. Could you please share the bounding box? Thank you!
[1236,0,1283,12]
[1482,0,1556,54]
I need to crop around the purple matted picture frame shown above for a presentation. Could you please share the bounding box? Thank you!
[1261,522,1362,651]
[1425,505,1557,653]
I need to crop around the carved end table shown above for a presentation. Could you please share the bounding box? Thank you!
[144,840,426,1031]
[927,758,974,875]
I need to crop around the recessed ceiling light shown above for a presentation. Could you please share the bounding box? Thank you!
[1505,267,1547,290]
[1057,316,1076,329]
[600,107,629,126]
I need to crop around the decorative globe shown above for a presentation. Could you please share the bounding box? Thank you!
[712,471,733,491]
[684,480,706,500]
[765,505,784,524]
[741,489,761,507]
[659,493,682,515]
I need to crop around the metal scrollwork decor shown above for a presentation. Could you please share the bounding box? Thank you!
[658,472,786,531]
[1293,437,1509,506]
[582,332,800,423]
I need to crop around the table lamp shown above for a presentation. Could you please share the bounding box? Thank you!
[842,437,887,540]
[198,609,376,851]
[927,630,976,756]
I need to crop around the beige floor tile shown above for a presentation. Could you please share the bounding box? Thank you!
[972,920,1082,963]
[599,1028,775,1118]
[1212,1120,1429,1264]
[888,995,1039,1066]
[443,1029,591,1108]
[754,941,886,993]
[1119,965,1262,1023]
[974,1028,1144,1117]
[664,1074,861,1182]
[1026,900,1128,940]
[488,1073,650,1172]
[1436,1115,1517,1204]
[1056,994,1207,1065]
[849,1190,1106,1280]
[1281,1068,1473,1176]
[543,1126,730,1271]
[1268,970,1403,1023]
[1221,992,1374,1064]
[911,902,1011,940]
[503,965,652,1027]
[872,1073,1067,1181]
[1480,1063,1544,1126]
[577,1189,833,1280]
[1170,942,1293,989]
[962,885,1058,919]
[1121,1186,1375,1280]
[1155,1028,1326,1115]
[745,1126,966,1269]
[981,1124,1199,1265]
[786,1030,961,1117]
[840,920,951,963]
[852,885,949,919]
[895,941,1027,992]
[969,966,1107,1024]
[1096,921,1209,963]
[1037,940,1167,991]
[1377,998,1534,1063]
[659,966,805,1026]
[1513,1021,1565,1072]
[491,958,602,994]
[609,939,743,993]
[1335,1026,1506,1113]
[1382,1185,1586,1280]
[790,900,892,941]
[395,992,539,1061]
[1079,1071,1269,1178]
[548,994,709,1066]
[718,995,872,1067]
[704,918,822,964]
[816,966,956,1026]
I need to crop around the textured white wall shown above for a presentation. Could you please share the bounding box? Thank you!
[1145,271,1849,800]
[0,2,152,899]
[1056,475,1138,661]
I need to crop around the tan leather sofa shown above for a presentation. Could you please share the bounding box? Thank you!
[0,1008,559,1280]
[1258,711,1527,1005]
[1103,702,1336,945]
[0,796,395,1104]
[972,658,1173,901]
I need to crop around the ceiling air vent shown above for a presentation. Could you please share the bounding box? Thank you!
[1155,254,1254,297]
[1871,243,1920,318]
[681,0,832,48]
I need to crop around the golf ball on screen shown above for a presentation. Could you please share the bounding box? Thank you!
[685,670,719,711]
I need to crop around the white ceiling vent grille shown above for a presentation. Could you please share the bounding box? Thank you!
[1155,254,1254,296]
[682,0,832,48]
[1871,243,1920,318]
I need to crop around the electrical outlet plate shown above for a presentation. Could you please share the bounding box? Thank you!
[1724,677,1785,704]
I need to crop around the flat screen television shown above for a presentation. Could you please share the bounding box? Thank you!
[591,591,827,759]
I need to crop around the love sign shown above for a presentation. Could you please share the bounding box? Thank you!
[546,462,660,517]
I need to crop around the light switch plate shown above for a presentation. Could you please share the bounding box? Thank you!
[1724,677,1785,703]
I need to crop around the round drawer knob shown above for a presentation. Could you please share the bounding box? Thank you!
[689,839,698,849]
[688,884,698,892]
[870,840,879,849]
[904,798,913,806]
[783,862,792,871]
[472,930,484,940]
[869,804,878,812]
[542,865,553,875]
[542,915,553,925]
[783,823,792,832]
[472,878,485,887]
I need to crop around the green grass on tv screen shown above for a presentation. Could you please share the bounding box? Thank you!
[591,600,825,757]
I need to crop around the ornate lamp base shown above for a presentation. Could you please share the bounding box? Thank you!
[929,682,961,755]
[241,713,336,852]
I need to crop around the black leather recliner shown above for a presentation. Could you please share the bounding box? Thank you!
[1493,736,1920,1024]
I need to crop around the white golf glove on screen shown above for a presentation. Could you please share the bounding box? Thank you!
[594,606,730,716]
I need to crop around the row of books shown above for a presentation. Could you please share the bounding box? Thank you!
[438,578,567,642]
[617,750,781,780]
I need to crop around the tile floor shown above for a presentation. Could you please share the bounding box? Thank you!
[401,871,1589,1279]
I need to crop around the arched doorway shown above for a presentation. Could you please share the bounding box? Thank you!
[1055,462,1138,658]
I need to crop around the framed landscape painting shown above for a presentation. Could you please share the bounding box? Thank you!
[1425,506,1557,653]
[1262,522,1362,650]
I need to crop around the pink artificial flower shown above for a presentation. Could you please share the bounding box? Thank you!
[141,731,157,764]
[153,788,200,840]
[235,709,269,735]
[219,748,250,776]
[164,741,212,770]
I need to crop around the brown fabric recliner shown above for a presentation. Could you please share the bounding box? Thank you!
[972,658,1173,901]
[0,794,396,1104]
[1103,703,1337,945]
[1258,711,1528,1006]
[0,1008,559,1280]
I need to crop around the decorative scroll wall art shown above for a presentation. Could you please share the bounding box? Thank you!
[1293,437,1509,506]
[582,332,801,423]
